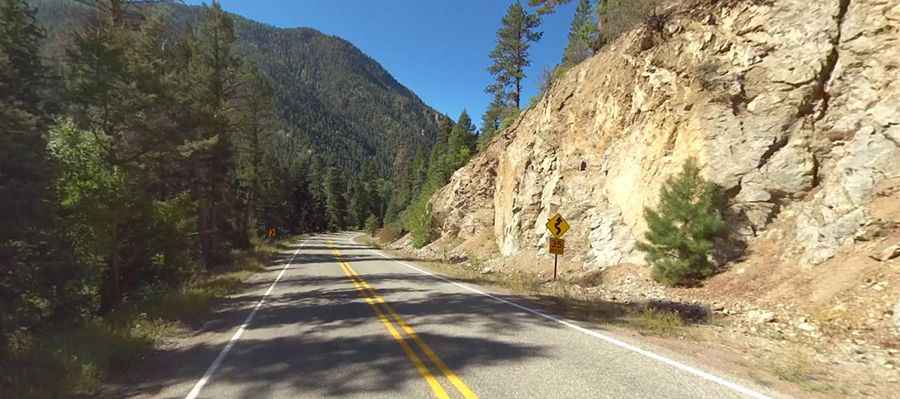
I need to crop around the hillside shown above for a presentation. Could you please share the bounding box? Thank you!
[28,0,441,174]
[390,0,900,395]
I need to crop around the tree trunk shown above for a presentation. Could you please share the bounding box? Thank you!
[199,198,212,270]
[100,222,122,314]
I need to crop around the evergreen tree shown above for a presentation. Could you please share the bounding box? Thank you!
[562,0,597,66]
[360,160,383,223]
[64,0,180,309]
[636,159,726,286]
[345,178,369,229]
[0,0,51,241]
[487,2,542,109]
[478,94,506,150]
[425,117,454,190]
[184,1,242,268]
[446,110,476,170]
[324,167,346,231]
[233,64,277,247]
[0,0,84,352]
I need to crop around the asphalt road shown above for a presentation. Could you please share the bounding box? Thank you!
[128,232,782,399]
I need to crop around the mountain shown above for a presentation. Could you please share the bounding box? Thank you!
[27,0,442,175]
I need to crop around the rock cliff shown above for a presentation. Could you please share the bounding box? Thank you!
[426,0,899,270]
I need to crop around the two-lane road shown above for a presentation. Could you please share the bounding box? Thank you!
[131,233,781,399]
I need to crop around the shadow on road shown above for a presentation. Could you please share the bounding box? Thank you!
[115,234,558,398]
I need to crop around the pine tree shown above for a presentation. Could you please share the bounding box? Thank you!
[184,1,242,268]
[324,167,346,231]
[233,65,277,247]
[0,0,80,350]
[0,0,52,240]
[64,0,173,309]
[446,110,476,170]
[478,94,506,150]
[487,2,542,109]
[562,0,597,66]
[636,159,726,286]
[360,160,383,223]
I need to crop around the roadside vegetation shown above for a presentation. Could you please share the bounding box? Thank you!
[2,237,283,398]
[0,1,301,397]
[637,158,727,286]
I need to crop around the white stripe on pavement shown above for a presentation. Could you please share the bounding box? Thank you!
[184,240,305,399]
[371,248,774,399]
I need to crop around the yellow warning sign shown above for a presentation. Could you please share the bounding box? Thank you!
[546,213,570,238]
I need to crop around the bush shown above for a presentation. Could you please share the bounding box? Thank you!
[376,223,404,244]
[364,214,379,236]
[404,197,434,248]
[597,0,664,48]
[637,158,726,286]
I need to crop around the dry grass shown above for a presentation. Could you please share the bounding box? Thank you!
[767,352,848,394]
[397,251,702,338]
[375,224,404,244]
[633,308,686,336]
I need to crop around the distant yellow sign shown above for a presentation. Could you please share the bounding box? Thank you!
[549,238,565,255]
[266,227,277,239]
[546,213,570,238]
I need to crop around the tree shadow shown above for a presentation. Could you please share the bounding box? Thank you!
[116,233,713,398]
[114,249,556,398]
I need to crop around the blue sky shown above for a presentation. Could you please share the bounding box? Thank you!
[186,1,578,127]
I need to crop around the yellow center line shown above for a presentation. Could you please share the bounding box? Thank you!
[334,251,450,399]
[333,246,479,399]
[342,261,479,399]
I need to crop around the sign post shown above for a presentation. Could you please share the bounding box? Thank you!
[545,213,570,281]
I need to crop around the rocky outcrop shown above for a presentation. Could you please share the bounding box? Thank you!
[427,0,900,270]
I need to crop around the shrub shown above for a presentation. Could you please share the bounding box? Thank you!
[404,197,434,248]
[377,223,404,244]
[597,0,664,47]
[364,214,379,236]
[637,158,726,286]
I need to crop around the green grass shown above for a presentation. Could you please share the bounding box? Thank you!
[1,237,285,399]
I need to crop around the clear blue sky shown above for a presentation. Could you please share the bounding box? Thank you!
[186,1,578,127]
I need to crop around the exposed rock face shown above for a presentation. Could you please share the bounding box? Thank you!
[428,0,900,270]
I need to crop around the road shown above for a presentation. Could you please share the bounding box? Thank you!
[127,232,781,399]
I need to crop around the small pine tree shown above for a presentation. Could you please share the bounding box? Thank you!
[636,159,726,286]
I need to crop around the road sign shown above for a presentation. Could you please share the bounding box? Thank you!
[546,213,570,238]
[548,238,565,255]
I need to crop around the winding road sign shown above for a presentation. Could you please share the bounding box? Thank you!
[546,213,570,238]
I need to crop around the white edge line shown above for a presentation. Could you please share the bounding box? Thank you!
[183,239,305,399]
[371,248,773,399]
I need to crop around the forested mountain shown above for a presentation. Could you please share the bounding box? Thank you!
[232,21,441,174]
[28,0,442,175]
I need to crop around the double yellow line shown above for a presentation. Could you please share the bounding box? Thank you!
[332,247,478,399]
